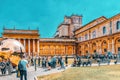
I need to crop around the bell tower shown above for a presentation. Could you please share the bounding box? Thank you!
[71,15,82,30]
[68,15,82,38]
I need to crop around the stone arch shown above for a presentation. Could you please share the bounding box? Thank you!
[92,42,97,54]
[115,37,120,54]
[60,45,66,55]
[50,45,55,55]
[68,46,73,55]
[84,44,89,54]
[78,45,81,55]
[44,46,49,55]
[55,45,60,55]
[101,40,108,54]
[40,45,43,55]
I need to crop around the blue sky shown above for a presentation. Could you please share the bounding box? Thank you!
[0,0,120,38]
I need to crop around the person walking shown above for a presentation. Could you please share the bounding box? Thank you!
[6,58,13,75]
[42,56,46,68]
[65,55,68,66]
[52,56,57,68]
[57,55,61,66]
[58,56,65,70]
[38,56,41,67]
[18,55,28,80]
[34,57,37,71]
[1,59,6,75]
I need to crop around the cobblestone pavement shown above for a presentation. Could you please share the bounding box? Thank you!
[0,63,120,80]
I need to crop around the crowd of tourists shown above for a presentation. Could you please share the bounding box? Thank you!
[1,52,120,80]
[72,53,120,67]
[0,58,13,75]
[17,55,68,80]
[29,55,67,70]
[0,54,68,80]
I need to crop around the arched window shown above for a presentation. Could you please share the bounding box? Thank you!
[93,43,96,46]
[103,41,107,46]
[92,31,96,38]
[78,37,81,41]
[103,27,106,34]
[85,34,88,40]
[79,46,81,49]
[116,21,120,30]
[94,50,96,53]
[104,49,107,52]
[86,51,88,53]
[118,39,120,43]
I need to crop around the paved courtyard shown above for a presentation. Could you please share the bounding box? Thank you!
[0,65,69,80]
[0,63,120,80]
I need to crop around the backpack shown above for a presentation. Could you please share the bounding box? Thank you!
[18,60,24,70]
[1,62,6,69]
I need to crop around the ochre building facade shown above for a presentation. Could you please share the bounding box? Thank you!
[1,13,120,56]
[1,29,76,56]
[75,14,120,55]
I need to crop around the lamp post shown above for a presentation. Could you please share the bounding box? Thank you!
[32,52,34,66]
[32,52,33,60]
[20,47,23,58]
[34,53,37,71]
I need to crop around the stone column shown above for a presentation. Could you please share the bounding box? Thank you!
[112,38,115,54]
[88,42,90,53]
[37,39,40,55]
[96,28,98,37]
[55,46,56,55]
[73,46,74,55]
[83,45,85,55]
[28,39,30,56]
[64,46,65,55]
[96,42,99,53]
[99,41,102,54]
[88,42,93,54]
[33,39,35,53]
[18,38,20,42]
[108,39,110,52]
[23,39,26,53]
[48,45,50,55]
[89,31,91,40]
[24,39,26,47]
[54,46,55,55]
[65,45,67,55]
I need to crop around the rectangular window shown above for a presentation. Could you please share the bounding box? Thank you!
[78,37,81,41]
[85,34,88,40]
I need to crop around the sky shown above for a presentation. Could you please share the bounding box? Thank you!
[0,0,120,38]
